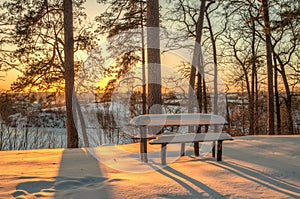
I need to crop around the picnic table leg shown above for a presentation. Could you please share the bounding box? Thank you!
[161,144,167,165]
[194,142,199,156]
[217,140,223,161]
[180,143,185,156]
[212,141,216,158]
[141,138,148,162]
[140,126,148,162]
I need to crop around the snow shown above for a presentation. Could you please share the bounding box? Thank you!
[0,135,299,199]
[129,113,226,126]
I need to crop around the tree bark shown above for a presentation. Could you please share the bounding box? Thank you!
[146,0,162,114]
[141,1,147,115]
[205,7,218,115]
[188,0,206,114]
[64,0,79,148]
[249,15,256,136]
[273,54,281,135]
[274,53,294,134]
[261,0,275,135]
[255,65,259,135]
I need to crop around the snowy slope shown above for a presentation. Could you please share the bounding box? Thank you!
[0,135,299,199]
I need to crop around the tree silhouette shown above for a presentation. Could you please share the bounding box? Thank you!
[63,0,78,148]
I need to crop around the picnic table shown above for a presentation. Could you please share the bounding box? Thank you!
[129,113,233,165]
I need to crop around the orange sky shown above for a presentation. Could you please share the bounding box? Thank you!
[0,69,20,91]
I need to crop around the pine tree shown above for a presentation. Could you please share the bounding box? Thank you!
[0,0,97,92]
[63,0,78,148]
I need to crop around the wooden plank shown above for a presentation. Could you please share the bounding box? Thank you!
[217,140,223,161]
[130,113,226,126]
[180,143,185,156]
[149,133,233,145]
[212,141,216,158]
[140,126,148,162]
[194,142,199,156]
[161,144,167,165]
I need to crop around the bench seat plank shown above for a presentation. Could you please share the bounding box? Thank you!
[149,133,233,144]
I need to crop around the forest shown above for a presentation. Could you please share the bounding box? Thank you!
[0,0,299,150]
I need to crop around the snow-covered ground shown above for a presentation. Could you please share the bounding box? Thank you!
[0,135,299,199]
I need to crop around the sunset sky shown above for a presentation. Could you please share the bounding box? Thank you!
[1,1,296,93]
[0,0,177,92]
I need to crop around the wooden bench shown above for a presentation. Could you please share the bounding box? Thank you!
[149,132,233,165]
[130,113,233,164]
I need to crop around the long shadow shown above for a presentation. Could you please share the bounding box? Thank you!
[227,161,300,189]
[11,148,113,199]
[54,148,112,199]
[207,161,300,198]
[150,163,226,198]
[224,140,300,179]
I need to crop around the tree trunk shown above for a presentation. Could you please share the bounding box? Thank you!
[225,93,231,134]
[146,0,162,114]
[144,0,161,162]
[261,0,275,135]
[141,1,147,115]
[188,0,206,114]
[255,66,259,135]
[273,54,281,135]
[277,56,294,134]
[205,8,218,115]
[74,96,89,146]
[249,16,256,136]
[197,73,203,113]
[63,0,78,148]
[241,82,246,135]
[285,96,294,134]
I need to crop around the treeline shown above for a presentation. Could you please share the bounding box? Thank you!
[164,0,299,135]
[0,0,299,138]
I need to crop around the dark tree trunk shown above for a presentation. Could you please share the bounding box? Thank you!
[143,0,161,162]
[63,0,78,148]
[225,93,231,134]
[197,73,203,113]
[241,83,246,135]
[205,9,218,115]
[74,97,89,146]
[249,15,256,136]
[188,0,206,114]
[273,49,294,134]
[255,67,259,135]
[261,0,275,135]
[273,54,281,135]
[285,97,294,134]
[278,57,293,134]
[141,1,147,115]
[146,0,162,114]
